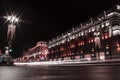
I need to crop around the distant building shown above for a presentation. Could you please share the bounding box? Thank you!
[16,41,49,62]
[47,5,120,61]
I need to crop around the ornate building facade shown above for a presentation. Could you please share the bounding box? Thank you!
[47,5,120,61]
[16,41,49,62]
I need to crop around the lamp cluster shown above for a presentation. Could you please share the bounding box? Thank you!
[4,15,19,24]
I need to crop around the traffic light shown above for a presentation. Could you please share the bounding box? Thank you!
[9,48,12,53]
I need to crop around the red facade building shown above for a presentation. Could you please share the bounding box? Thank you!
[16,41,48,62]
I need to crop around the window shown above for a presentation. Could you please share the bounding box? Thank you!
[79,32,81,36]
[79,41,84,46]
[92,27,95,32]
[51,50,54,53]
[89,28,91,33]
[97,24,100,29]
[105,21,110,26]
[57,42,58,45]
[72,35,75,39]
[105,42,109,49]
[67,38,70,42]
[75,33,78,38]
[106,52,109,54]
[70,36,72,40]
[81,31,84,36]
[113,30,120,36]
[70,43,75,48]
[117,5,120,10]
[101,23,104,28]
[105,33,109,39]
[60,47,64,51]
[91,54,94,56]
[80,50,83,53]
[85,30,88,34]
[96,24,100,31]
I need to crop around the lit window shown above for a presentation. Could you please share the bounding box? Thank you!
[100,56,105,60]
[97,25,100,30]
[80,55,83,58]
[72,35,75,39]
[102,35,104,39]
[51,50,54,53]
[91,48,94,52]
[89,28,91,33]
[117,5,120,10]
[92,27,95,32]
[76,34,78,38]
[70,36,72,40]
[117,47,120,51]
[85,30,88,34]
[67,38,70,42]
[79,41,84,46]
[117,43,120,47]
[105,34,109,39]
[105,44,109,49]
[80,50,83,53]
[70,43,75,48]
[60,47,64,51]
[116,42,120,51]
[78,32,81,36]
[101,23,104,28]
[57,42,58,45]
[106,52,109,54]
[91,38,94,43]
[62,40,65,43]
[91,54,94,56]
[94,32,96,36]
[106,21,110,26]
[97,32,100,35]
[113,30,120,36]
[81,31,84,36]
[88,39,90,43]
[106,46,109,49]
[78,41,84,46]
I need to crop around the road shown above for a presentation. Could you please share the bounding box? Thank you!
[0,65,120,80]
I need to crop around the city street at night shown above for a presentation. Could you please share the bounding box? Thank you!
[0,0,120,80]
[0,65,120,80]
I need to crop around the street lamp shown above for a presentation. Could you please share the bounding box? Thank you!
[4,15,20,45]
[4,14,20,55]
[4,15,19,24]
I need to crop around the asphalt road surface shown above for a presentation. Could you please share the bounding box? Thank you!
[0,65,120,80]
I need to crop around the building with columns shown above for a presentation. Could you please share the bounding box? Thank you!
[47,5,120,61]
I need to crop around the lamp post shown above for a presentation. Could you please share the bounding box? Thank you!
[4,15,20,55]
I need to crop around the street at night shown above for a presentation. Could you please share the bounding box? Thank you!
[0,65,120,80]
[0,0,120,80]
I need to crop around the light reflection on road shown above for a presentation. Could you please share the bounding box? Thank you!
[0,65,120,80]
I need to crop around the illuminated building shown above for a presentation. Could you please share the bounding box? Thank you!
[47,5,120,61]
[16,41,48,62]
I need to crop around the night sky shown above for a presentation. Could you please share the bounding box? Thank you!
[0,0,118,58]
